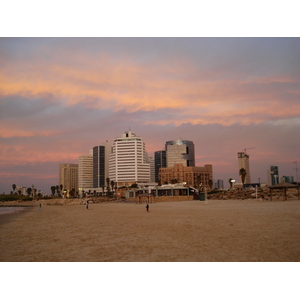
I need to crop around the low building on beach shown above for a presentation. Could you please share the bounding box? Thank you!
[158,163,213,189]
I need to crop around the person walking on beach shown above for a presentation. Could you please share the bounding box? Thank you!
[39,203,42,211]
[86,201,89,209]
[146,204,149,212]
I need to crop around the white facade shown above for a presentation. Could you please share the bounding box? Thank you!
[16,186,27,196]
[109,130,150,186]
[78,154,93,189]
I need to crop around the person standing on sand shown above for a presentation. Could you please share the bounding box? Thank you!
[86,201,89,209]
[146,204,149,212]
[39,203,42,211]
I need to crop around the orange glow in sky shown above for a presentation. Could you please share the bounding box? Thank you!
[0,37,299,193]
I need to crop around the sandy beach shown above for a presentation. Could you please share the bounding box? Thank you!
[1,199,299,262]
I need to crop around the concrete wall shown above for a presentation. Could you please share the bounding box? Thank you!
[127,195,193,203]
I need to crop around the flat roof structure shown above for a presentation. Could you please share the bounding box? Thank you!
[269,182,299,201]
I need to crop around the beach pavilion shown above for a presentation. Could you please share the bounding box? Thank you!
[269,182,300,201]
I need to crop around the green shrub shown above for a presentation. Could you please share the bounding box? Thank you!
[0,195,33,202]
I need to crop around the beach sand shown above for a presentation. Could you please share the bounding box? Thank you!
[1,200,299,262]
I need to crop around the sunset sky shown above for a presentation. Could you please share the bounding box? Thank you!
[1,37,299,194]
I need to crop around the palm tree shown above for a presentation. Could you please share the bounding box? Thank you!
[106,178,111,195]
[239,168,247,189]
[51,186,56,196]
[110,180,115,194]
[131,183,138,188]
[70,188,75,197]
[208,179,213,191]
[56,185,60,197]
[12,184,16,194]
[26,187,32,196]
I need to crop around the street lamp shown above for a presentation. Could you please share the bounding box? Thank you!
[294,162,299,186]
[230,179,235,190]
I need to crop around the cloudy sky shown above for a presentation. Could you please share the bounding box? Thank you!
[0,37,299,193]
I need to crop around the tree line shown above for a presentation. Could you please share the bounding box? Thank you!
[11,170,248,199]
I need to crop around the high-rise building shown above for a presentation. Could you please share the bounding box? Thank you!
[154,150,167,183]
[59,163,78,192]
[78,150,93,190]
[237,152,251,184]
[165,140,195,167]
[109,130,150,187]
[267,165,279,186]
[148,156,155,182]
[215,179,224,190]
[93,142,112,188]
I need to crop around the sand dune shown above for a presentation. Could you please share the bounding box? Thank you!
[1,200,299,262]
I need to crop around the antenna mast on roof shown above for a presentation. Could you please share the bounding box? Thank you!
[243,147,255,154]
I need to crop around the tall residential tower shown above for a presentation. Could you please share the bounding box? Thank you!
[154,150,167,183]
[267,165,279,186]
[78,150,93,190]
[93,142,112,189]
[237,152,251,184]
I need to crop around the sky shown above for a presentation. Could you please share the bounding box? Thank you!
[1,37,300,194]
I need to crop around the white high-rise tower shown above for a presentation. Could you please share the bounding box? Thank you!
[109,130,150,187]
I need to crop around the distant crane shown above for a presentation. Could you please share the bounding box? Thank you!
[243,147,255,154]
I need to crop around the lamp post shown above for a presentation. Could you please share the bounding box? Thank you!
[294,162,299,186]
[231,179,235,190]
[255,185,258,200]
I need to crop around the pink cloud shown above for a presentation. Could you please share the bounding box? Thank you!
[1,52,299,129]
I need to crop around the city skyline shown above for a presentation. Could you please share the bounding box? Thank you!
[1,37,299,194]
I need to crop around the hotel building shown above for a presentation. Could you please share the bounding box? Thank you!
[59,163,78,192]
[109,130,150,187]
